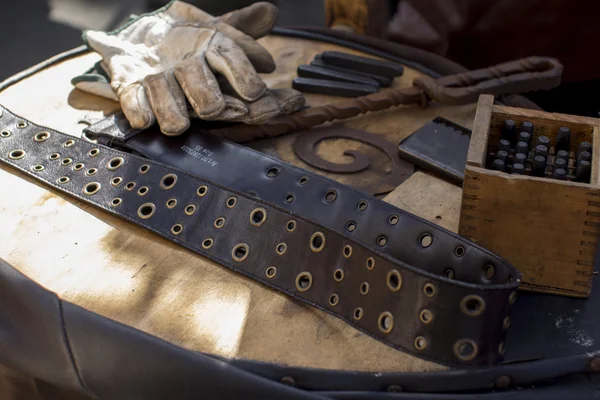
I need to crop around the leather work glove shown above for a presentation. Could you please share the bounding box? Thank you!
[72,1,305,136]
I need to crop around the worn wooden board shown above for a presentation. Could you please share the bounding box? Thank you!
[0,34,470,373]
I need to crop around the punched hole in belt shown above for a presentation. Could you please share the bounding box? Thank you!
[378,312,394,333]
[328,293,339,306]
[285,193,295,204]
[85,168,97,176]
[265,266,277,278]
[214,217,225,228]
[387,270,402,291]
[64,139,75,148]
[250,208,267,226]
[107,157,124,171]
[296,272,312,292]
[276,243,287,255]
[310,232,325,252]
[232,243,249,262]
[346,221,356,232]
[166,198,177,208]
[334,268,344,282]
[460,295,486,317]
[266,167,280,178]
[454,339,478,361]
[286,220,296,232]
[484,264,495,280]
[73,163,84,171]
[33,131,49,142]
[5,145,22,159]
[160,173,178,189]
[420,234,433,248]
[137,203,156,219]
[299,176,309,185]
[324,190,337,203]
[61,158,72,166]
[82,182,101,196]
[1,130,11,138]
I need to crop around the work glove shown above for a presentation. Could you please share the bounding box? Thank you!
[72,1,305,136]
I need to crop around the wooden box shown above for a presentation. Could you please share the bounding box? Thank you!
[459,95,600,298]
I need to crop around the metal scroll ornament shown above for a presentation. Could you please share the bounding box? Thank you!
[294,125,414,196]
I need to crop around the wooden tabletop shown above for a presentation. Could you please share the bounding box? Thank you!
[0,34,473,373]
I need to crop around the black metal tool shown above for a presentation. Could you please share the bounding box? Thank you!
[536,136,550,148]
[575,160,591,182]
[311,57,393,87]
[521,121,534,134]
[496,150,509,163]
[556,127,571,153]
[297,64,380,88]
[535,144,549,158]
[498,139,511,152]
[502,119,517,145]
[292,77,378,97]
[512,163,525,174]
[578,141,592,158]
[577,150,592,165]
[514,152,527,166]
[554,158,568,171]
[518,131,532,147]
[516,141,529,155]
[398,117,471,185]
[320,51,405,77]
[556,149,569,164]
[493,159,506,172]
[532,155,547,177]
[553,168,567,180]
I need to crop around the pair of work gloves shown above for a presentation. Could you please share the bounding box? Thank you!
[72,1,305,136]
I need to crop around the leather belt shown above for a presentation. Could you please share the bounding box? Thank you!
[0,105,520,366]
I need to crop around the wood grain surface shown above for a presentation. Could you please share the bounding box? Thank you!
[0,34,473,373]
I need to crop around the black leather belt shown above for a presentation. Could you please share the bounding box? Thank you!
[0,105,519,366]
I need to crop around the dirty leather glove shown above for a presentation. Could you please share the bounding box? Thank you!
[73,1,305,136]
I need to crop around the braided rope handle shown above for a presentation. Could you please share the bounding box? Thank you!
[212,57,563,143]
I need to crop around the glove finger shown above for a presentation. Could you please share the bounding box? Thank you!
[144,71,190,136]
[120,83,155,129]
[174,53,225,119]
[71,73,119,102]
[84,30,128,58]
[213,22,276,73]
[269,88,306,114]
[218,2,279,39]
[206,33,267,102]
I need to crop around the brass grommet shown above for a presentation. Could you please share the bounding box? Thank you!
[328,293,339,306]
[1,130,11,138]
[160,173,178,189]
[166,198,178,209]
[232,243,250,262]
[377,235,388,247]
[106,157,124,171]
[201,238,214,249]
[357,200,368,211]
[171,223,183,235]
[33,131,49,142]
[85,168,97,176]
[8,149,25,160]
[31,165,44,172]
[64,139,75,148]
[137,186,149,196]
[388,215,399,225]
[310,232,325,252]
[265,266,277,279]
[366,257,375,270]
[125,181,136,191]
[420,233,433,248]
[453,339,478,362]
[423,283,436,297]
[73,163,84,171]
[509,291,517,305]
[88,148,99,157]
[484,264,495,280]
[285,193,295,204]
[82,182,101,196]
[110,198,122,207]
[16,121,27,129]
[334,268,345,282]
[503,316,511,330]
[299,176,308,185]
[419,309,433,324]
[346,221,356,232]
[414,336,428,351]
[324,190,337,203]
[61,158,72,166]
[49,153,60,160]
[295,272,313,292]
[226,196,237,208]
[137,203,156,219]
[57,176,69,184]
[498,342,505,356]
[110,177,123,187]
[360,282,370,295]
[387,270,402,292]
[276,243,288,255]
[214,217,226,228]
[139,164,150,174]
[250,208,267,226]
[378,311,394,333]
[197,185,208,197]
[266,167,280,177]
[343,245,352,258]
[286,220,296,232]
[460,295,486,317]
[184,204,196,216]
[353,307,364,320]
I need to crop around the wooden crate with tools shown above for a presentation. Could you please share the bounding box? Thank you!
[459,94,600,298]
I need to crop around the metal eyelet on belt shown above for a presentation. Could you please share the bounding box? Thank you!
[184,204,196,216]
[73,163,85,171]
[328,293,339,306]
[33,131,49,142]
[137,203,156,219]
[366,257,375,270]
[8,149,25,160]
[1,130,11,138]
[214,217,226,228]
[49,153,60,160]
[171,224,183,235]
[460,295,486,317]
[64,139,75,148]
[107,157,124,171]
[16,121,27,129]
[378,311,394,333]
[197,185,208,197]
[343,245,352,258]
[333,268,344,282]
[137,186,149,196]
[31,165,44,172]
[454,339,478,361]
[110,198,122,207]
[88,148,99,157]
[419,309,433,324]
[414,336,428,351]
[201,238,214,249]
[57,176,69,184]
[295,272,312,292]
[360,282,369,295]
[353,308,364,320]
[82,182,101,196]
[387,270,402,291]
[85,168,98,176]
[250,208,267,227]
[286,220,296,232]
[310,232,325,252]
[226,196,237,208]
[231,243,250,262]
[110,177,123,187]
[423,283,436,297]
[160,173,177,189]
[166,198,178,209]
[276,243,287,255]
[139,164,150,174]
[265,266,277,279]
[61,158,72,166]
